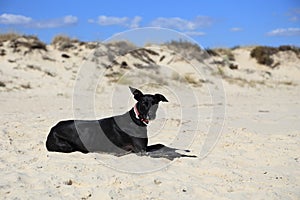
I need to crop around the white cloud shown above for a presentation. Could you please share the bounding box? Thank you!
[0,13,78,28]
[150,16,213,31]
[150,17,196,30]
[32,15,78,28]
[267,28,300,36]
[130,16,142,28]
[97,16,128,26]
[289,16,299,22]
[90,15,142,28]
[0,13,32,24]
[288,8,300,22]
[89,15,212,30]
[184,31,206,36]
[63,15,78,24]
[230,27,243,32]
[194,16,214,27]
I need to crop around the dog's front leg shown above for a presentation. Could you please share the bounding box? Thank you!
[131,137,148,156]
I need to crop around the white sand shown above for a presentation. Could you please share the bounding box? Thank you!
[0,38,299,199]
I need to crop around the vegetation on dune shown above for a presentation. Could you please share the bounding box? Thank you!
[51,35,81,51]
[0,33,299,90]
[213,48,235,61]
[205,48,219,56]
[0,33,22,42]
[106,40,136,56]
[51,35,79,45]
[164,40,202,52]
[20,35,47,51]
[278,45,300,55]
[163,39,209,61]
[250,46,278,66]
[0,33,47,52]
[250,45,300,67]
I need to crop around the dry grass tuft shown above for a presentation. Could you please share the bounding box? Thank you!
[213,48,235,61]
[184,73,201,86]
[51,35,78,45]
[0,33,47,52]
[51,35,79,51]
[0,32,21,42]
[8,34,47,53]
[106,40,136,56]
[163,40,208,61]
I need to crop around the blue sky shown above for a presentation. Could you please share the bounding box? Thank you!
[0,0,299,47]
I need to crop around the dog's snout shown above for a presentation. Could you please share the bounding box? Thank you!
[148,104,158,120]
[148,112,156,120]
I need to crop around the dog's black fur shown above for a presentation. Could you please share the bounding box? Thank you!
[46,87,196,160]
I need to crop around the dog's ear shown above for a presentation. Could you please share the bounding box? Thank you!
[155,94,168,102]
[129,86,144,101]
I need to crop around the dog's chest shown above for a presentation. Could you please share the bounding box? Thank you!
[113,112,147,138]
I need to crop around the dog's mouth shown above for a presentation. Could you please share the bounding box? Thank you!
[143,119,149,124]
[137,114,149,124]
[143,116,151,124]
[141,115,155,124]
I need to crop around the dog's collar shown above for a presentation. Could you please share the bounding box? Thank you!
[134,104,149,125]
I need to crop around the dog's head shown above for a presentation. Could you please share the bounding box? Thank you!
[130,86,168,124]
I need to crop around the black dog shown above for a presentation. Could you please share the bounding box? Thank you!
[46,87,196,160]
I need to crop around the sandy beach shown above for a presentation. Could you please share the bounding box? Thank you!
[0,35,299,199]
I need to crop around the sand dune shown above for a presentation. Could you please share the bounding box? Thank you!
[0,35,299,199]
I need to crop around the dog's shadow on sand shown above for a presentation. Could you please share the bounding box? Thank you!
[115,144,197,161]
